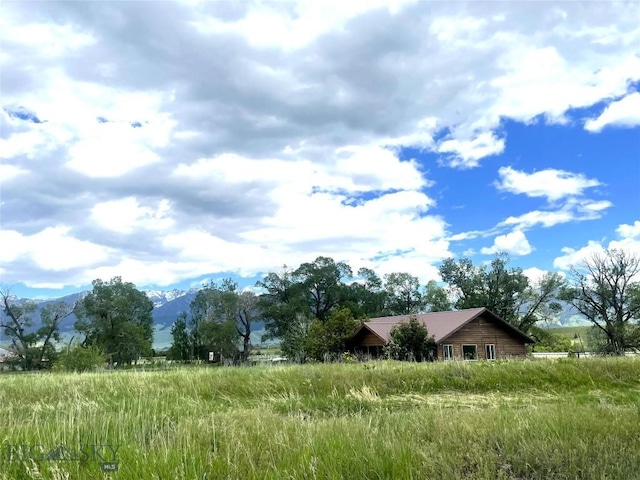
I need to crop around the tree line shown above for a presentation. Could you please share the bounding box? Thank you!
[169,249,639,363]
[1,248,639,370]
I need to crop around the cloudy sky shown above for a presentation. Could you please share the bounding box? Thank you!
[1,0,639,298]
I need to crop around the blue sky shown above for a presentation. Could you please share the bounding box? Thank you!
[1,1,639,299]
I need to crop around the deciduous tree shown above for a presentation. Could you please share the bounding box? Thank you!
[279,313,313,362]
[560,249,640,355]
[191,279,260,362]
[342,267,388,318]
[384,272,423,315]
[257,266,307,341]
[169,311,191,362]
[294,256,353,321]
[439,254,563,334]
[75,277,154,368]
[1,289,75,370]
[304,308,360,361]
[422,280,451,312]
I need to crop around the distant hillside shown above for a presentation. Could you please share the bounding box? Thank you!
[547,303,590,327]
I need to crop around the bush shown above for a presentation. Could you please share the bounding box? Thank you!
[305,309,361,361]
[529,326,574,352]
[385,315,436,362]
[53,344,106,372]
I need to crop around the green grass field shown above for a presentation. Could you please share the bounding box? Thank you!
[1,358,639,479]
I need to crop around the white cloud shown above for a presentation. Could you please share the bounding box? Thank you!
[0,227,111,273]
[0,164,28,182]
[174,146,428,197]
[480,230,533,256]
[86,258,202,289]
[0,127,52,159]
[499,198,612,230]
[617,220,640,240]
[437,132,505,168]
[66,135,160,178]
[1,1,639,291]
[499,210,574,230]
[190,0,418,51]
[553,220,640,270]
[578,199,612,213]
[585,92,640,132]
[91,198,174,234]
[0,16,96,58]
[522,267,547,285]
[167,146,451,285]
[3,144,449,287]
[495,166,601,202]
[487,45,640,126]
[553,241,607,270]
[0,69,176,178]
[611,221,640,257]
[334,146,429,192]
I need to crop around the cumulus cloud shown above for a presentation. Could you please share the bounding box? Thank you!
[480,230,533,256]
[585,92,640,132]
[522,267,548,285]
[495,167,601,202]
[616,220,640,240]
[437,132,505,169]
[0,227,111,274]
[1,0,639,289]
[553,220,640,270]
[91,197,174,234]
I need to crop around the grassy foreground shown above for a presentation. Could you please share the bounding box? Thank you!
[1,358,639,480]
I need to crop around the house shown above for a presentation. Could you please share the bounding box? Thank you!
[348,307,534,360]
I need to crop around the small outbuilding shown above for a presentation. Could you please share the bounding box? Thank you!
[349,307,533,360]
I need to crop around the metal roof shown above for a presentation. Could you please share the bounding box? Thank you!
[356,307,534,344]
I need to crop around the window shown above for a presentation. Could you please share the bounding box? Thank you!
[443,344,454,361]
[462,345,477,361]
[485,344,496,360]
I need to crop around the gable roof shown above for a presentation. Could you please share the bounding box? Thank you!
[354,307,534,344]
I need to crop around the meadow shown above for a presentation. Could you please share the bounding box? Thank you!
[0,358,639,480]
[550,325,592,341]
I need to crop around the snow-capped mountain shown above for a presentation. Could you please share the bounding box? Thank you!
[145,288,196,308]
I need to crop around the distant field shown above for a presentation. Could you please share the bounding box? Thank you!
[0,358,638,479]
[547,325,592,340]
[152,326,272,351]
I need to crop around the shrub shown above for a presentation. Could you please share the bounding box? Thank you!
[385,315,436,362]
[305,309,361,361]
[54,344,106,372]
[529,326,573,352]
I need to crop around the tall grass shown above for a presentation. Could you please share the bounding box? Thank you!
[1,357,638,479]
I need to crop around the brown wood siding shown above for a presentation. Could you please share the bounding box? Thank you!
[437,314,527,360]
[359,330,386,347]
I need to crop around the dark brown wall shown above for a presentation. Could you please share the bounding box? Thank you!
[436,314,527,360]
[357,330,385,347]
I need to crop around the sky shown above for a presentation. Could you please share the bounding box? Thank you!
[1,0,639,299]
